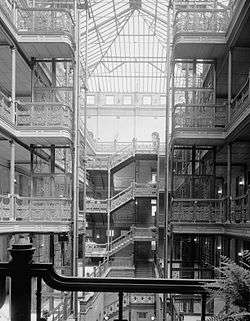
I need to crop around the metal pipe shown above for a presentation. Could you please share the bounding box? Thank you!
[107,166,111,260]
[10,46,16,219]
[228,50,232,123]
[163,3,172,321]
[201,294,207,321]
[118,291,123,321]
[36,277,42,321]
[82,0,89,279]
[164,0,172,280]
[72,0,80,319]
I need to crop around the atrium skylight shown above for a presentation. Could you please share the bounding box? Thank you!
[80,0,169,93]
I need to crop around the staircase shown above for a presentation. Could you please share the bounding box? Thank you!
[86,140,158,171]
[85,227,154,257]
[85,182,157,214]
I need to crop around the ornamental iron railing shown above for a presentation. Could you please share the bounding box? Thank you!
[0,195,71,222]
[16,7,74,35]
[173,104,227,130]
[16,102,72,130]
[174,9,231,35]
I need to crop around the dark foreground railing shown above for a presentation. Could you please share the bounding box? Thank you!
[0,238,214,321]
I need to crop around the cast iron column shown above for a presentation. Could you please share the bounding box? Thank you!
[9,238,35,321]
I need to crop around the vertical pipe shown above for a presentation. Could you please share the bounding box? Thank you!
[192,60,196,104]
[107,167,111,260]
[10,46,16,219]
[31,58,35,102]
[118,291,123,321]
[10,140,15,219]
[72,0,80,319]
[227,143,232,221]
[164,0,172,280]
[50,145,55,196]
[156,140,160,255]
[11,46,16,124]
[201,294,207,321]
[212,147,216,198]
[163,3,172,321]
[213,62,217,104]
[191,145,196,198]
[10,241,35,321]
[52,58,56,101]
[36,277,42,321]
[49,233,54,265]
[228,50,232,123]
[30,144,34,197]
[82,2,89,279]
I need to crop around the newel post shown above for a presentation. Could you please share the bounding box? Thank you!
[9,237,35,321]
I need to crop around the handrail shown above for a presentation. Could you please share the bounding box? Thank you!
[231,77,249,105]
[0,240,214,321]
[110,184,133,201]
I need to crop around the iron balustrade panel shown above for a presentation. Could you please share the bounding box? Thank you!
[16,102,72,130]
[171,199,224,223]
[174,9,231,35]
[173,104,227,130]
[16,7,74,35]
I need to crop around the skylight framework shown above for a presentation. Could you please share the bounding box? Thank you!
[80,0,170,93]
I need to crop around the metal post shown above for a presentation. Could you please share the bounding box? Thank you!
[156,137,160,255]
[228,50,232,123]
[36,277,42,321]
[227,143,232,221]
[191,145,196,198]
[9,238,35,321]
[11,46,16,124]
[10,140,15,220]
[52,58,56,101]
[72,0,80,319]
[164,0,172,280]
[10,46,16,219]
[31,58,35,102]
[82,1,89,279]
[118,291,123,321]
[107,167,111,260]
[163,3,172,321]
[201,294,207,321]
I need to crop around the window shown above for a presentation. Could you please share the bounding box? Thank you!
[151,199,157,217]
[151,204,156,217]
[160,95,165,105]
[151,172,157,183]
[87,95,95,104]
[106,95,115,105]
[107,229,114,237]
[137,312,147,319]
[123,95,132,105]
[142,95,152,105]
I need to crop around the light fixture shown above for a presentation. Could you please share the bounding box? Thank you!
[217,245,222,250]
[194,237,197,242]
[238,252,243,257]
[96,234,100,239]
[217,187,223,196]
[239,177,245,186]
[151,316,156,321]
